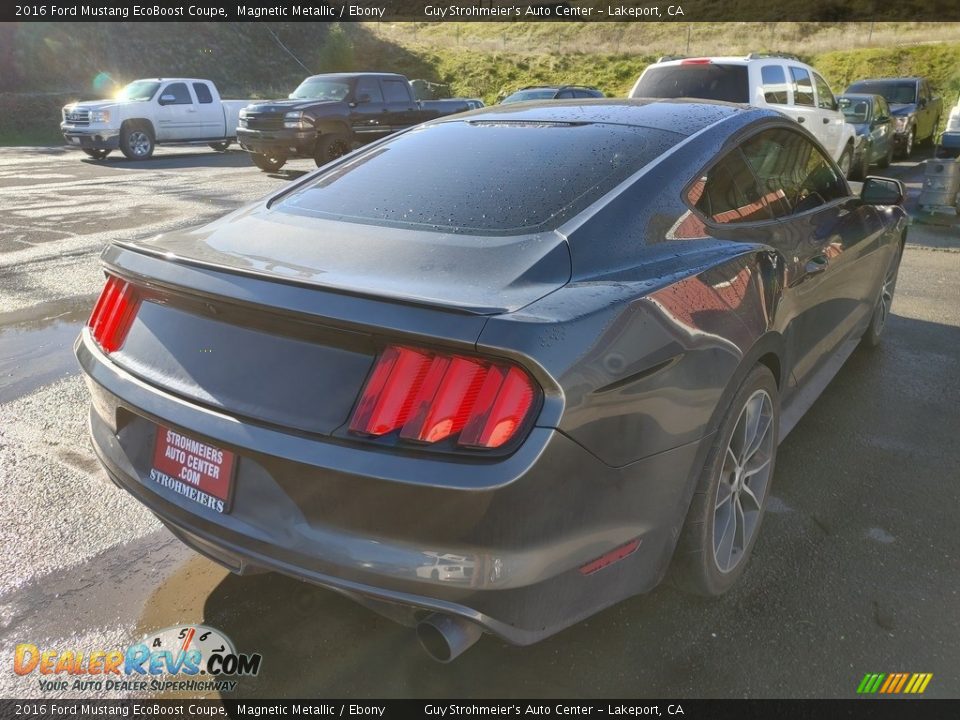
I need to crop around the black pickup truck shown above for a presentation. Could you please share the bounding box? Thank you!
[237,72,472,172]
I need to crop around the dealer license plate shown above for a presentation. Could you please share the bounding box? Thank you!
[150,426,236,514]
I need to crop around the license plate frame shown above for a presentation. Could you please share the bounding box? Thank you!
[150,426,237,514]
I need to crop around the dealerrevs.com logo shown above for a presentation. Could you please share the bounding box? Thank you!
[14,625,261,694]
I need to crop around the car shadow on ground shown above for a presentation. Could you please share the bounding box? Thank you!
[81,149,254,171]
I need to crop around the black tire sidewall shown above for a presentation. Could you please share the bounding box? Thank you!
[252,153,285,172]
[670,364,780,596]
[315,134,350,167]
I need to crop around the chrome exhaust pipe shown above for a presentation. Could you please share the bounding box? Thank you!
[416,613,483,663]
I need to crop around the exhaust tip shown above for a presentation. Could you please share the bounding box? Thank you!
[416,613,483,663]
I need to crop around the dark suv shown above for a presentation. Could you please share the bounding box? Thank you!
[500,85,604,104]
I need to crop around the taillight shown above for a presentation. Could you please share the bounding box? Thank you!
[349,345,537,450]
[88,275,140,353]
[680,58,712,64]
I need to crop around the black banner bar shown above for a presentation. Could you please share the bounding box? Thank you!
[3,0,960,22]
[2,700,960,720]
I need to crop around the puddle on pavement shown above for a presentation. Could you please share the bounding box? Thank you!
[0,294,96,403]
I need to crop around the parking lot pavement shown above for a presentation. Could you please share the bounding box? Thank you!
[0,145,958,699]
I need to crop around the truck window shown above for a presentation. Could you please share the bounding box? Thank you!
[630,64,749,104]
[761,65,789,105]
[789,68,815,107]
[192,83,213,104]
[381,80,411,104]
[355,77,384,104]
[162,83,192,105]
[813,73,837,111]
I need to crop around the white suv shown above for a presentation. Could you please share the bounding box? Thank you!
[630,54,857,176]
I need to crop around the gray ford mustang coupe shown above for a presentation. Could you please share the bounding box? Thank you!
[77,99,907,662]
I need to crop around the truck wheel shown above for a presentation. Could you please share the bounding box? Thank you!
[251,153,286,172]
[82,149,110,161]
[315,134,351,167]
[209,141,231,152]
[120,123,154,160]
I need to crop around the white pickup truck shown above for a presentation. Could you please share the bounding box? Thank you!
[60,78,255,160]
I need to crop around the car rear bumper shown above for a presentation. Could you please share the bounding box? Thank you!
[236,128,315,158]
[77,329,707,645]
[61,125,120,150]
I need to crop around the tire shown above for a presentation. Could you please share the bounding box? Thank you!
[899,128,915,160]
[82,149,110,161]
[837,146,853,179]
[877,142,893,169]
[251,153,286,172]
[314,134,351,167]
[849,146,869,181]
[670,364,779,597]
[119,122,154,160]
[861,244,903,348]
[208,141,231,152]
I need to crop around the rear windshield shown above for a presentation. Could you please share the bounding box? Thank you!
[276,120,683,234]
[631,64,749,104]
[501,89,558,104]
[846,81,917,105]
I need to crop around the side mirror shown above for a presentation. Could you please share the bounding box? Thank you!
[918,97,927,109]
[159,94,176,105]
[861,176,905,206]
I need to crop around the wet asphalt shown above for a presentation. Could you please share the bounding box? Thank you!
[0,144,957,699]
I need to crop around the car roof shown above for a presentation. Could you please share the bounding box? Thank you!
[652,55,810,68]
[849,77,921,83]
[304,72,407,81]
[445,98,769,137]
[517,85,599,91]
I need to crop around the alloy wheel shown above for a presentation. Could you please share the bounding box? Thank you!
[129,131,151,158]
[713,389,775,574]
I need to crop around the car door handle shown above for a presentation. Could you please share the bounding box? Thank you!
[797,116,805,124]
[805,256,828,275]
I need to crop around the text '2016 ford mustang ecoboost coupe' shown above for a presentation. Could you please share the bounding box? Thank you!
[77,99,908,662]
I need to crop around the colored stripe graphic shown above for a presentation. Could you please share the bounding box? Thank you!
[858,673,933,694]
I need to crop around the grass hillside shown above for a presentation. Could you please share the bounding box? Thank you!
[2,21,959,145]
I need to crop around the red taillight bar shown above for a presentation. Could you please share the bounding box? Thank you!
[680,58,712,64]
[349,345,537,450]
[88,275,140,353]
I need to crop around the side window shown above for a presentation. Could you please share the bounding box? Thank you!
[162,83,192,105]
[355,78,384,104]
[813,73,836,111]
[741,128,848,217]
[381,80,411,104]
[556,90,575,99]
[575,90,596,98]
[688,150,774,225]
[761,65,789,105]
[789,67,815,107]
[192,83,213,104]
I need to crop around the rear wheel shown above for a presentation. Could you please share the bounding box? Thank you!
[670,364,779,596]
[862,246,903,348]
[877,142,893,169]
[82,149,110,161]
[849,146,869,181]
[900,128,915,159]
[251,153,286,172]
[208,141,231,152]
[314,134,351,167]
[837,146,853,178]
[119,123,154,160]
